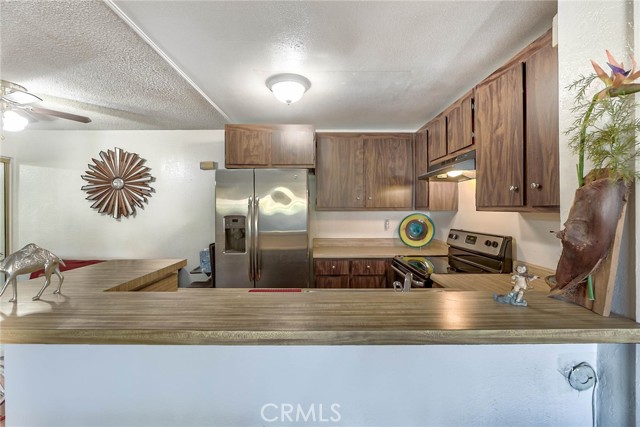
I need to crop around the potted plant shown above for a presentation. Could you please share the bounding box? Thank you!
[551,51,640,309]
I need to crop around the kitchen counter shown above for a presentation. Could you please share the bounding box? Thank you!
[431,269,554,294]
[2,259,639,345]
[313,238,449,258]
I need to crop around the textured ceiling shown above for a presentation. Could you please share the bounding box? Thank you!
[0,0,557,132]
[0,0,229,130]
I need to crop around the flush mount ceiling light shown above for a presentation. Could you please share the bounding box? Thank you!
[266,73,311,105]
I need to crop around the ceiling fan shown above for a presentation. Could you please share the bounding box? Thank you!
[1,79,91,131]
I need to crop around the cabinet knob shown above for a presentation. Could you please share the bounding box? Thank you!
[530,182,541,189]
[368,196,372,200]
[356,196,361,200]
[509,185,519,192]
[366,265,371,269]
[331,265,336,269]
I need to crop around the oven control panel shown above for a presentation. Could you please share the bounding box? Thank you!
[447,229,510,257]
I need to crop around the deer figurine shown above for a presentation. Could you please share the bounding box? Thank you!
[0,244,65,302]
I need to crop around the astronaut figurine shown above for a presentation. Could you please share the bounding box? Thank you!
[493,264,539,307]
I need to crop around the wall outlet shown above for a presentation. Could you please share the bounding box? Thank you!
[384,219,390,231]
[567,362,597,391]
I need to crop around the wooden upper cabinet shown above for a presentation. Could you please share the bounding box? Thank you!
[225,125,270,166]
[271,125,315,166]
[225,124,315,168]
[427,115,447,164]
[446,91,474,154]
[475,63,525,208]
[429,182,458,211]
[526,42,559,207]
[426,90,474,167]
[414,129,457,211]
[363,134,413,209]
[316,133,365,209]
[316,133,413,210]
[474,29,558,212]
[414,129,429,209]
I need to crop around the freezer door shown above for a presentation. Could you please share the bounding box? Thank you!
[254,169,309,288]
[214,169,255,288]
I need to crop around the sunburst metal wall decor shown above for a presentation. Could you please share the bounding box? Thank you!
[81,147,155,219]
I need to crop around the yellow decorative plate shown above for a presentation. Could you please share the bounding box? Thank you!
[403,256,435,274]
[398,213,435,248]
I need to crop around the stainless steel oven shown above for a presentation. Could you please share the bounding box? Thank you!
[391,229,513,288]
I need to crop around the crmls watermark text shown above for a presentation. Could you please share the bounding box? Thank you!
[261,403,342,423]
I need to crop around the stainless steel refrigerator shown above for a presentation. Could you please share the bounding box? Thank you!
[214,169,309,288]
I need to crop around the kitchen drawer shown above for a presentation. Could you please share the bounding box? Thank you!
[315,276,350,289]
[350,259,386,275]
[314,259,349,275]
[350,275,387,288]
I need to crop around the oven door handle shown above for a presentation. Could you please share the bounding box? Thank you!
[448,254,502,274]
[391,265,425,287]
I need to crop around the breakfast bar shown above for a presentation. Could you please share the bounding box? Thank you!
[2,259,639,345]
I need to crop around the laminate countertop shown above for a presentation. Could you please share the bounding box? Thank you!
[2,259,639,345]
[312,238,449,258]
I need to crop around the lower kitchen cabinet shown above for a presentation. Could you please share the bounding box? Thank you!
[350,259,387,288]
[314,259,350,288]
[313,258,389,288]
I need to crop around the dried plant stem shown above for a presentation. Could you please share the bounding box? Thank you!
[577,94,599,188]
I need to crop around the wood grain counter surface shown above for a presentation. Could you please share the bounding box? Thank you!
[2,259,639,345]
[313,238,449,258]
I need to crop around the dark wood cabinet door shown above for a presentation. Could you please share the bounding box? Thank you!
[316,134,365,209]
[225,125,270,166]
[363,134,413,209]
[475,64,525,208]
[350,259,386,275]
[271,125,315,167]
[526,43,559,207]
[427,115,447,164]
[315,276,349,289]
[414,129,429,209]
[314,259,349,275]
[350,276,387,289]
[429,181,458,211]
[447,91,474,154]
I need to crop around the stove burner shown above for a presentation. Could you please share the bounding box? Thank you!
[391,229,513,288]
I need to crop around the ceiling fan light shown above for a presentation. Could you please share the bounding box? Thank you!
[2,110,28,132]
[266,73,311,105]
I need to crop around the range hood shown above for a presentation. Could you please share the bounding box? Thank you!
[418,150,476,182]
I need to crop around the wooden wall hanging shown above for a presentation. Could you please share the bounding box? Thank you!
[81,147,155,219]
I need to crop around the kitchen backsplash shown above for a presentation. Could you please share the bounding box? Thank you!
[311,178,562,270]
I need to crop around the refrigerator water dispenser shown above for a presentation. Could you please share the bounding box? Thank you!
[224,215,246,253]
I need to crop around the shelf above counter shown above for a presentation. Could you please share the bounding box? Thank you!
[2,259,639,346]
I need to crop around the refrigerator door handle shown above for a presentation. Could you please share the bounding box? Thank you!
[247,196,254,281]
[254,196,261,281]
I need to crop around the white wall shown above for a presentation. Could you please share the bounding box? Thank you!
[1,129,224,274]
[313,179,562,269]
[558,1,638,425]
[6,344,597,427]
